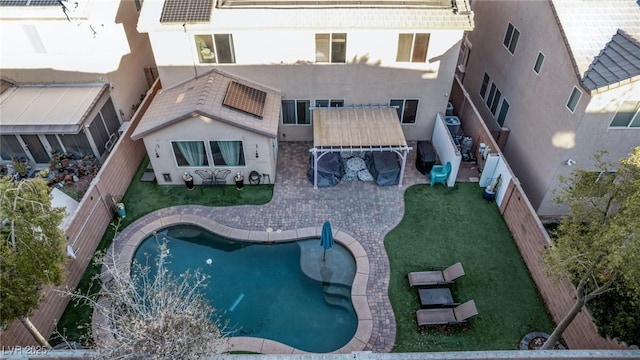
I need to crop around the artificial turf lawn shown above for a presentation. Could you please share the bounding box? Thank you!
[54,160,552,351]
[386,183,554,351]
[51,157,273,345]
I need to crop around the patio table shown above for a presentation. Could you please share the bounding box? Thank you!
[418,288,455,308]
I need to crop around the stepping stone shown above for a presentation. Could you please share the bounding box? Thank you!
[141,172,156,182]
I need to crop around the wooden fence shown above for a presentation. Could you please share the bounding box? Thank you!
[0,79,161,347]
[450,77,627,349]
[1,76,630,350]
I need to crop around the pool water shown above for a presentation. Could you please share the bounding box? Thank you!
[133,225,358,353]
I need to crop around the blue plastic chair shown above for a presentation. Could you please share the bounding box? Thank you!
[429,162,451,187]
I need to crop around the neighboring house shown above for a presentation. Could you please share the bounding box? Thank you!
[0,0,156,167]
[131,68,281,185]
[459,0,640,217]
[134,0,473,185]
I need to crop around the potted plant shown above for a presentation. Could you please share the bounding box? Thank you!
[234,172,244,190]
[114,202,126,218]
[11,158,29,179]
[183,172,194,190]
[482,174,501,201]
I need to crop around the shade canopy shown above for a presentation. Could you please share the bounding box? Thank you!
[313,107,407,149]
[0,84,107,134]
[310,106,412,189]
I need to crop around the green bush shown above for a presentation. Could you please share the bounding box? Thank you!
[588,283,640,346]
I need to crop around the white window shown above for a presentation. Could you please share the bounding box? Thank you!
[282,100,311,125]
[489,87,502,115]
[172,141,209,167]
[194,34,235,64]
[503,22,520,55]
[485,83,497,109]
[480,72,490,98]
[480,76,509,126]
[396,33,430,62]
[566,87,582,113]
[210,140,246,166]
[609,101,640,128]
[496,100,510,127]
[390,99,419,124]
[533,52,545,74]
[457,36,471,73]
[315,33,346,63]
[315,99,344,108]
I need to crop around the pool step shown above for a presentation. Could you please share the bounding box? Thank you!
[323,283,352,311]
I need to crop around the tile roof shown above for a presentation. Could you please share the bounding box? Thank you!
[131,69,282,140]
[550,0,640,90]
[140,0,473,31]
[218,0,452,8]
[583,30,640,91]
[209,7,473,30]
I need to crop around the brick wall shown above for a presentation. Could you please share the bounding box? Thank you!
[451,77,626,349]
[0,79,161,347]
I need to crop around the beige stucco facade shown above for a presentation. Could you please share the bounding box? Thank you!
[143,115,277,186]
[0,0,156,122]
[462,0,639,217]
[137,2,472,143]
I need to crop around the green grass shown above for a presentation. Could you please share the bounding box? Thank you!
[53,161,551,351]
[51,157,273,345]
[386,183,554,351]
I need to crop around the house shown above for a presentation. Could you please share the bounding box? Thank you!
[0,0,156,168]
[130,68,281,185]
[459,0,640,217]
[135,0,474,186]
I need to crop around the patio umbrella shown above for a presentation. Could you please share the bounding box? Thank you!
[320,221,334,261]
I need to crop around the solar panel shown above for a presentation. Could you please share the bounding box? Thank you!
[223,81,267,118]
[160,0,213,23]
[0,0,59,6]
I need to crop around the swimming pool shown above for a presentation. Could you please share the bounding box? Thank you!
[133,224,358,353]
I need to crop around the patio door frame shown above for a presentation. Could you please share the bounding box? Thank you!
[20,134,51,165]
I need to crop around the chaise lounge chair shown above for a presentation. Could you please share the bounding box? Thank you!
[407,262,465,287]
[415,300,478,326]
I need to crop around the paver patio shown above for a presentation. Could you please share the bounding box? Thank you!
[117,141,436,352]
[104,139,631,352]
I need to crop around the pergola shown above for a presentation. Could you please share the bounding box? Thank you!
[309,106,412,189]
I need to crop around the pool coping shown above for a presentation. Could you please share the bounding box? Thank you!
[102,213,372,355]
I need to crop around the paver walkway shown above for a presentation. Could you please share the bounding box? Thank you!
[117,141,430,352]
[112,141,631,352]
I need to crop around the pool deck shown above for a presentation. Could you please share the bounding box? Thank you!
[112,141,446,354]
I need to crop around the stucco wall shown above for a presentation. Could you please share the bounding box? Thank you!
[463,0,638,216]
[147,29,463,142]
[536,81,640,216]
[144,115,277,186]
[0,0,157,122]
